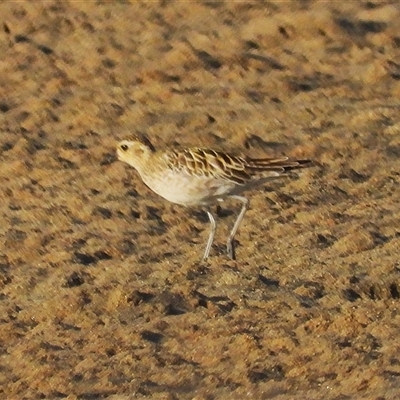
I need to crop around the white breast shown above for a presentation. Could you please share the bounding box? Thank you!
[140,169,236,207]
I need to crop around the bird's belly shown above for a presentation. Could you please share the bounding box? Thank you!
[142,170,235,206]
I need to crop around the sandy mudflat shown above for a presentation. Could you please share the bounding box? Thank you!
[1,1,400,399]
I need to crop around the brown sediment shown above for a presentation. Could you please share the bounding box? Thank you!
[1,1,400,399]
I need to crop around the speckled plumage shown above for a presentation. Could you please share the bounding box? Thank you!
[117,135,311,260]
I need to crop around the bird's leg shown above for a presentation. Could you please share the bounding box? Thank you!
[226,196,249,260]
[203,210,216,261]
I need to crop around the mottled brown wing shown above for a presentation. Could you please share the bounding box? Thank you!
[167,148,251,184]
[167,148,311,185]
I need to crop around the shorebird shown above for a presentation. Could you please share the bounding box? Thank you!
[117,135,311,261]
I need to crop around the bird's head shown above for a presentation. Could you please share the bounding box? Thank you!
[116,134,156,171]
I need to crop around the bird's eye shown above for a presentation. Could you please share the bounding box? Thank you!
[121,144,129,151]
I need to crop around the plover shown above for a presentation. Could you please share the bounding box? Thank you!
[117,135,311,261]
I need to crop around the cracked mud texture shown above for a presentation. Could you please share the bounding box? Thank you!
[1,1,400,399]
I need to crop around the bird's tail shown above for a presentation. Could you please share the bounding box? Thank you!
[245,157,312,174]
